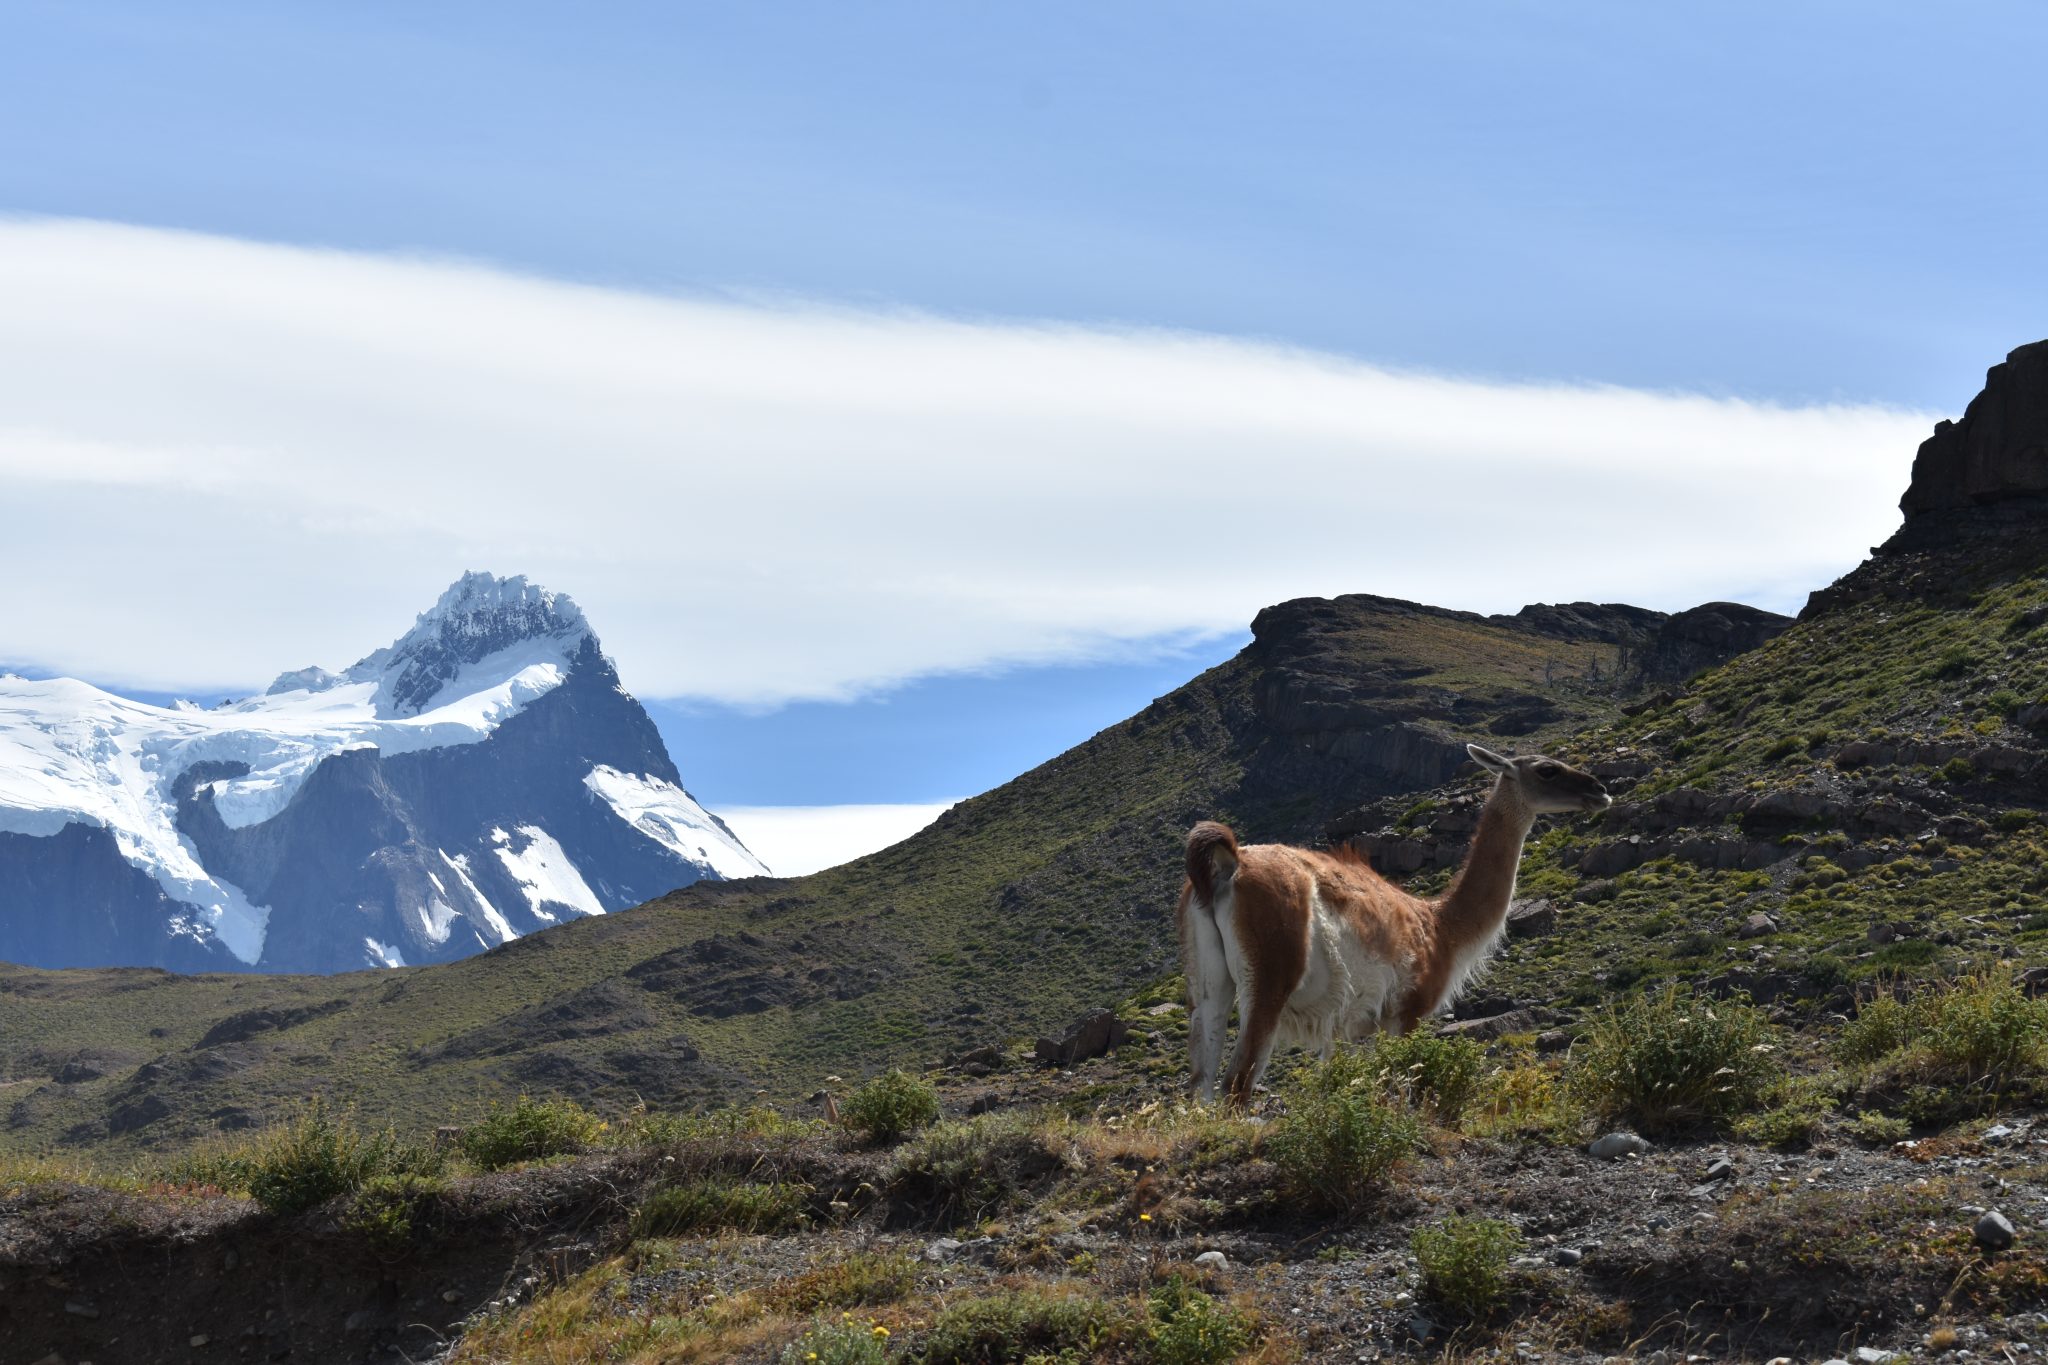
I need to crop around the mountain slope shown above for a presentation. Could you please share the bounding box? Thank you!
[0,572,763,973]
[0,589,1779,1154]
[1338,341,2048,1017]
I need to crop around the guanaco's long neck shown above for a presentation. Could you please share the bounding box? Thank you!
[1432,777,1537,947]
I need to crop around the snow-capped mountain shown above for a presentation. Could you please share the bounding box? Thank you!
[0,573,767,973]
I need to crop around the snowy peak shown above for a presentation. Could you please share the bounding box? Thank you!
[267,572,594,716]
[1,570,764,974]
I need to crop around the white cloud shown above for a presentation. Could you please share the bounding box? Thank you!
[0,216,1936,705]
[713,802,956,877]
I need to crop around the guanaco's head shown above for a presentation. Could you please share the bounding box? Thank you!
[1466,743,1611,813]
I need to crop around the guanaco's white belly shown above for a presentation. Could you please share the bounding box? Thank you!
[1275,884,1410,1049]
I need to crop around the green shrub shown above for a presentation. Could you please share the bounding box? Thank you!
[458,1096,606,1170]
[1147,1276,1257,1365]
[631,1177,808,1236]
[777,1318,888,1365]
[1839,974,2048,1080]
[1844,1111,1911,1144]
[1412,1216,1524,1318]
[244,1100,440,1216]
[919,1288,1118,1364]
[766,1251,918,1313]
[1999,808,2041,832]
[1370,1031,1484,1124]
[343,1172,446,1251]
[892,1111,1070,1224]
[1940,756,1977,783]
[1566,987,1779,1132]
[1837,990,1916,1064]
[842,1069,940,1144]
[1930,645,1976,679]
[1730,1078,1836,1149]
[1760,735,1801,763]
[1266,1047,1422,1211]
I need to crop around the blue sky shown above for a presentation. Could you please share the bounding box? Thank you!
[2,3,2043,823]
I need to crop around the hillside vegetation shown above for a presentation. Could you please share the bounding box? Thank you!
[2,593,1672,1159]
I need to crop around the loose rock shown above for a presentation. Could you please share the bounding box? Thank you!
[1704,1157,1735,1182]
[924,1237,964,1262]
[1193,1250,1229,1270]
[1975,1209,2017,1251]
[1588,1132,1652,1159]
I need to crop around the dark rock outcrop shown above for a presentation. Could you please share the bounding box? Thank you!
[1034,1009,1130,1066]
[1902,340,2048,518]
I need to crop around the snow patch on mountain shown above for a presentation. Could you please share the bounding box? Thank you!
[491,825,605,921]
[583,765,770,879]
[441,850,519,945]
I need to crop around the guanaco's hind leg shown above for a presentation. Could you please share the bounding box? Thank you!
[1182,892,1233,1103]
[1223,984,1288,1109]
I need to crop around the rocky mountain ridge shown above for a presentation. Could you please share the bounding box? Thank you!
[0,573,764,973]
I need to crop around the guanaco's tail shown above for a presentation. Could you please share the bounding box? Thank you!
[1184,821,1240,908]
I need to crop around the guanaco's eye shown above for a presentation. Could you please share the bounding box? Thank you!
[1538,763,1559,779]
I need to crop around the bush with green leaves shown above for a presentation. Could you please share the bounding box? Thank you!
[891,1111,1071,1224]
[244,1100,441,1216]
[1730,1078,1836,1150]
[1370,1030,1484,1124]
[1412,1216,1524,1318]
[1566,987,1779,1132]
[1266,1047,1422,1211]
[1147,1275,1257,1365]
[457,1095,606,1170]
[343,1171,447,1251]
[631,1177,808,1236]
[841,1068,940,1144]
[777,1317,888,1365]
[1844,1111,1911,1144]
[1838,973,2048,1081]
[919,1288,1118,1365]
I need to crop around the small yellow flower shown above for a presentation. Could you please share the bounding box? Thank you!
[1139,1212,1152,1222]
[873,1325,890,1338]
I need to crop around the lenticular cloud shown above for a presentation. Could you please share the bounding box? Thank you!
[0,215,1933,706]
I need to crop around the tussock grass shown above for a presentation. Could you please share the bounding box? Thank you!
[1838,971,2048,1080]
[1566,987,1779,1133]
[1368,1031,1484,1125]
[243,1099,443,1215]
[459,1095,607,1170]
[631,1176,809,1236]
[919,1284,1122,1364]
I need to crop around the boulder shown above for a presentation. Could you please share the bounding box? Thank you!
[1737,912,1778,939]
[1506,898,1556,938]
[1975,1209,2017,1252]
[1034,1009,1130,1067]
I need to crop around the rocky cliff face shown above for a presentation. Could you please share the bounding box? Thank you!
[1808,340,2048,619]
[1901,339,2048,519]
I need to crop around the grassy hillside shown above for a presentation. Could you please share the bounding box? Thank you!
[1343,510,2048,1021]
[1,594,1644,1159]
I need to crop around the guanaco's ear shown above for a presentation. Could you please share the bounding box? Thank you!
[1466,743,1511,774]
